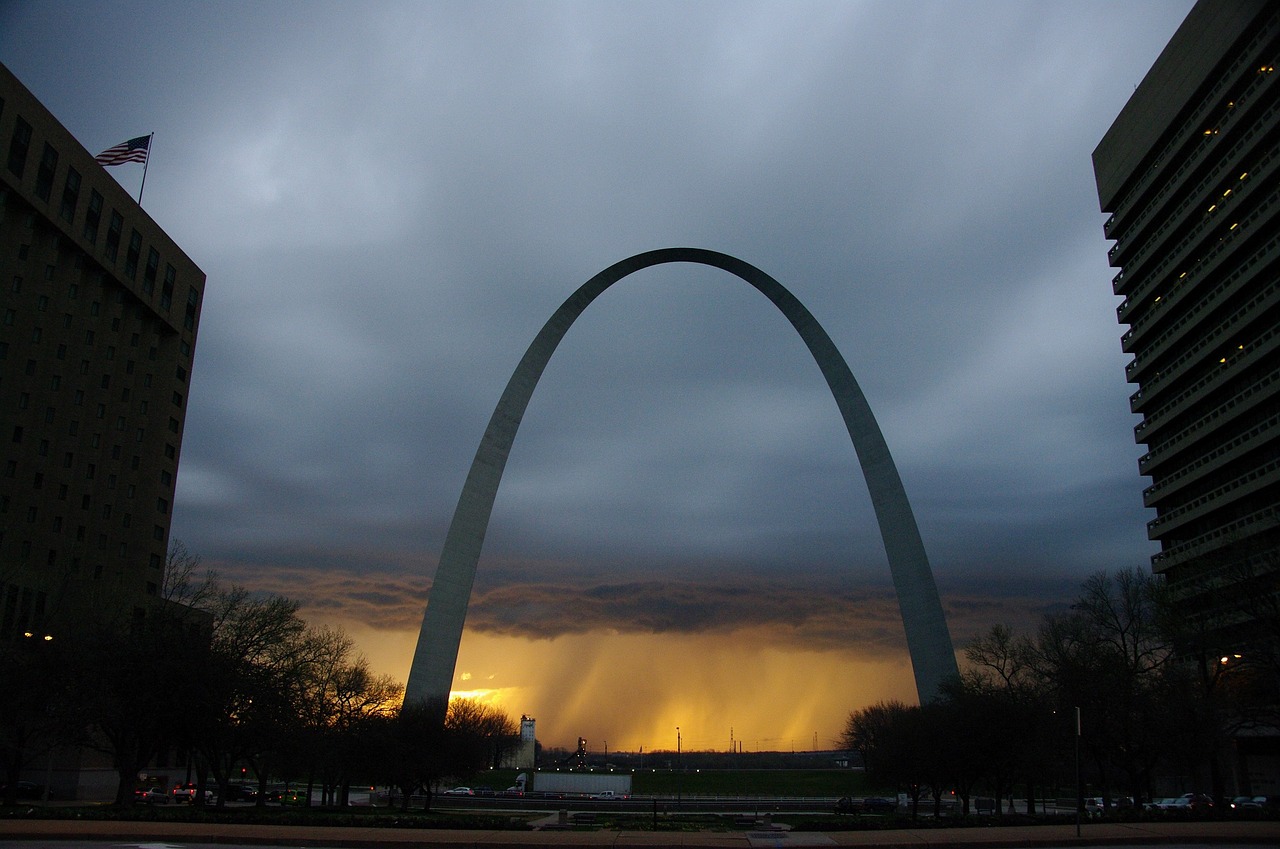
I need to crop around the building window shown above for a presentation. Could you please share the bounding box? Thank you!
[59,166,80,224]
[143,247,159,295]
[7,117,31,178]
[160,265,174,309]
[124,230,141,279]
[104,210,123,261]
[34,142,57,202]
[83,189,102,244]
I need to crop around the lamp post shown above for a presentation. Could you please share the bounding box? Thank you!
[676,727,682,809]
[1074,707,1081,838]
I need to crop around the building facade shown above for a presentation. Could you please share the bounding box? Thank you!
[1093,0,1279,788]
[0,62,204,641]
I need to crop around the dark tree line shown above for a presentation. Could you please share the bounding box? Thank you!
[1,542,518,807]
[842,568,1279,815]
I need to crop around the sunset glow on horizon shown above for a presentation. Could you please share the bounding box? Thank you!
[337,620,924,751]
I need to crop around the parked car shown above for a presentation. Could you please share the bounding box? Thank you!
[1231,795,1262,812]
[443,786,474,796]
[0,781,47,800]
[862,796,898,814]
[171,782,213,804]
[134,786,170,804]
[1178,792,1214,812]
[279,786,308,806]
[221,782,258,802]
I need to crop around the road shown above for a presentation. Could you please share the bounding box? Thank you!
[1,816,1277,849]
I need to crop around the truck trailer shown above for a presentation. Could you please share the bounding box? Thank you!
[529,772,632,797]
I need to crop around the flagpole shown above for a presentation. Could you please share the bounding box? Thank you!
[137,132,154,206]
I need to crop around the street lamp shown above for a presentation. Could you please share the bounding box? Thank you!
[1075,707,1081,838]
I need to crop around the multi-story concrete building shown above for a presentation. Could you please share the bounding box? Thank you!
[1,61,204,639]
[1094,0,1278,696]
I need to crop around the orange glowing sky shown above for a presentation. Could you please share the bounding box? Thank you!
[339,622,919,751]
[313,592,1047,751]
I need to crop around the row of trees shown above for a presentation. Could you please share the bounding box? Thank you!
[1,542,518,808]
[842,568,1278,815]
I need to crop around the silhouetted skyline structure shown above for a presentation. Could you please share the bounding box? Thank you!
[1093,0,1279,658]
[0,62,204,637]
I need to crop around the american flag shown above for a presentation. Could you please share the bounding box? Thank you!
[95,135,150,166]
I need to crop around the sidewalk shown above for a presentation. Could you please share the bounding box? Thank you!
[1,817,1278,848]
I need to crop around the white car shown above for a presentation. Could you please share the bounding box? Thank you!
[443,786,473,795]
[134,786,170,804]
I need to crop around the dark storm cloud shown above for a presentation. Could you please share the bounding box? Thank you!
[209,554,1055,656]
[1,0,1190,654]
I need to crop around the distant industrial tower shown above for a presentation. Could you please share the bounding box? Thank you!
[500,715,536,770]
[1093,2,1279,657]
[0,62,205,638]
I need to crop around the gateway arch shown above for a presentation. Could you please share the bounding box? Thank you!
[406,248,957,705]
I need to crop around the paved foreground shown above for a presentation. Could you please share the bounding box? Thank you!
[0,817,1278,849]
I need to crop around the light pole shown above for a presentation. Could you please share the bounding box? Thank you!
[676,727,682,808]
[1074,706,1081,837]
